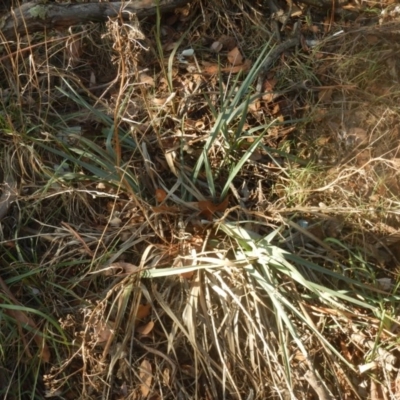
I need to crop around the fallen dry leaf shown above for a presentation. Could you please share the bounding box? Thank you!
[139,73,155,86]
[262,78,277,103]
[198,201,217,220]
[222,59,252,73]
[227,47,243,66]
[202,62,219,75]
[139,359,153,397]
[93,320,114,345]
[136,304,151,323]
[155,188,167,202]
[340,339,353,362]
[248,99,260,112]
[152,97,167,106]
[180,269,195,280]
[215,196,229,212]
[136,320,155,336]
[198,196,229,220]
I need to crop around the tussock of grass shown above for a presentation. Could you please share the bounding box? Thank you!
[1,0,400,398]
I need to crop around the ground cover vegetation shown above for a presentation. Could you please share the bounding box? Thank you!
[1,0,400,398]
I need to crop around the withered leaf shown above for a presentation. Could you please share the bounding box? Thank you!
[227,47,243,66]
[222,59,252,73]
[139,73,155,86]
[198,196,229,220]
[139,359,153,397]
[155,188,167,202]
[136,304,151,323]
[136,320,155,336]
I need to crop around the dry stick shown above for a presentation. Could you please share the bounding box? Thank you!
[0,0,191,41]
[304,370,335,400]
[256,26,300,92]
[281,0,293,32]
[265,0,282,42]
[297,0,349,8]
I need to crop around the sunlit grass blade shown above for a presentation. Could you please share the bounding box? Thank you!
[220,120,277,199]
[192,38,274,184]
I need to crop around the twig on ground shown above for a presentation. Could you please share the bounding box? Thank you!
[265,0,282,42]
[0,0,192,41]
[305,370,335,400]
[256,22,301,92]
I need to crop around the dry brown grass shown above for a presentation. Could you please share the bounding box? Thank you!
[2,0,400,399]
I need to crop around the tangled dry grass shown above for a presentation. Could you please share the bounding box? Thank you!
[2,0,400,399]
